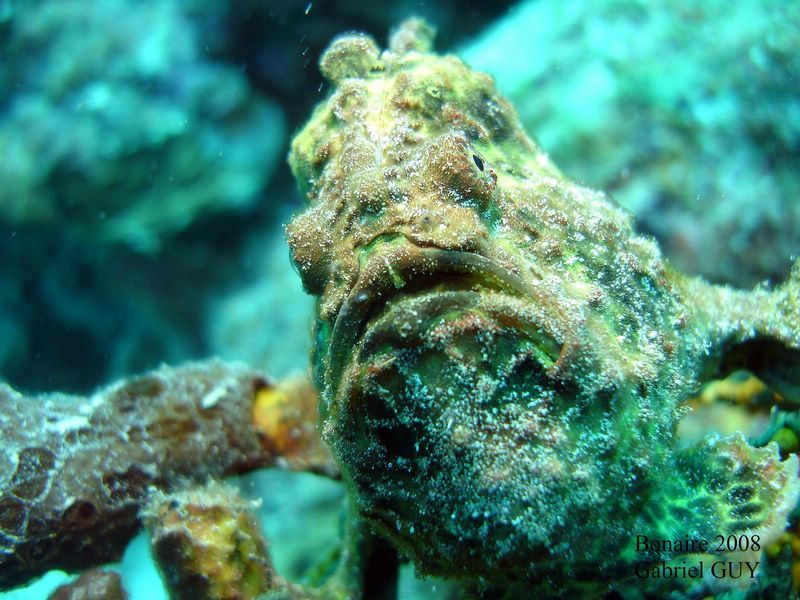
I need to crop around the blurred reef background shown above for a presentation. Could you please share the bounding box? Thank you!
[0,0,798,598]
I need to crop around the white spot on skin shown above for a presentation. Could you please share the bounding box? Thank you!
[201,385,229,409]
[45,415,90,435]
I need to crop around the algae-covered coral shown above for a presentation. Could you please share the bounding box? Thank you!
[287,17,800,596]
[0,361,333,590]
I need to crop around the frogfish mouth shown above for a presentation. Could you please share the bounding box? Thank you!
[286,18,800,593]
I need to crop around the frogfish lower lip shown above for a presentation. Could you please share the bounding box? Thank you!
[325,240,533,398]
[322,242,574,576]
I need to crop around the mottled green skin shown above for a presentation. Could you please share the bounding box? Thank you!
[287,19,800,594]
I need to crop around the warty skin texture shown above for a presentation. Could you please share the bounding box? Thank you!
[287,18,800,593]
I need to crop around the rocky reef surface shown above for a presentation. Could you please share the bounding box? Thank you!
[462,0,800,288]
[0,0,286,393]
[0,0,284,252]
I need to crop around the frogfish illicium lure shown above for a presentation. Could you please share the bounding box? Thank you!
[286,18,800,596]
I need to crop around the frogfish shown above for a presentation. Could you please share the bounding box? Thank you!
[286,18,800,596]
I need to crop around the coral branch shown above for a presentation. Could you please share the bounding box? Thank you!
[0,360,336,590]
[146,482,395,600]
[252,375,336,475]
[146,483,279,600]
